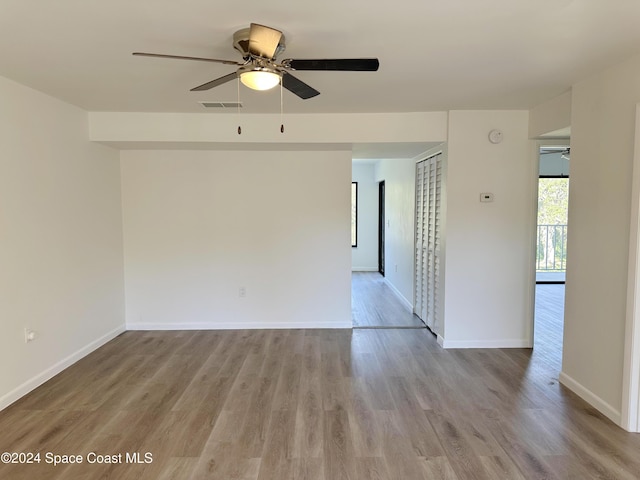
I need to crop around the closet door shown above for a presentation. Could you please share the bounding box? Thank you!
[427,155,442,330]
[414,161,425,318]
[414,154,442,332]
[421,159,432,323]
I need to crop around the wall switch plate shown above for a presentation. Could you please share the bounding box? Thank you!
[239,287,246,298]
[480,193,494,202]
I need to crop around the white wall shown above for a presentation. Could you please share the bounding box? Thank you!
[562,53,640,425]
[352,163,379,271]
[89,112,449,145]
[375,157,417,307]
[120,149,352,329]
[529,91,572,138]
[443,110,535,348]
[624,106,640,432]
[0,76,125,410]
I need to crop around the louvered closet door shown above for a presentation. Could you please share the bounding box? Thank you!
[427,156,442,330]
[420,159,431,323]
[414,161,425,318]
[414,154,442,332]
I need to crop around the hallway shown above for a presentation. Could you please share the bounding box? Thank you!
[351,272,425,328]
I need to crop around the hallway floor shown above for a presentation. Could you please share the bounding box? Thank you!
[533,283,565,373]
[351,272,424,328]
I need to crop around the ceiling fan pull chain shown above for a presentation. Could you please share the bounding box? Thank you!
[280,76,285,133]
[237,75,242,135]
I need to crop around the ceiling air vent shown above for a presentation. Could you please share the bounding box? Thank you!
[199,101,243,109]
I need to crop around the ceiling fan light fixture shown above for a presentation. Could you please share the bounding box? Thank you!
[239,67,280,91]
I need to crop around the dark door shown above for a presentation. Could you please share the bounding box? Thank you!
[378,181,385,276]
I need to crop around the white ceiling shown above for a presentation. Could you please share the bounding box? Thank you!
[1,1,639,116]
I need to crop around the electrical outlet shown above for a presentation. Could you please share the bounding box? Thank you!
[24,328,36,343]
[239,287,246,298]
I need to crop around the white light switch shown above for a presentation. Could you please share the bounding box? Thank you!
[480,193,494,202]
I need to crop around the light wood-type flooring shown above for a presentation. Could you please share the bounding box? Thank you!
[3,286,640,479]
[534,283,565,372]
[352,272,424,328]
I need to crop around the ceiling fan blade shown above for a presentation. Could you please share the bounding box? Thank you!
[285,58,379,71]
[248,23,283,59]
[133,52,241,66]
[190,72,238,91]
[540,148,570,155]
[282,72,320,99]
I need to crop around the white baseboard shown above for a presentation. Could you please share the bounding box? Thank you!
[559,372,622,426]
[383,278,413,311]
[352,267,379,272]
[126,321,353,330]
[437,334,445,347]
[440,338,532,349]
[0,325,126,412]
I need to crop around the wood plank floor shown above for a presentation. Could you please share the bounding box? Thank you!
[534,283,565,372]
[2,325,640,479]
[352,272,424,328]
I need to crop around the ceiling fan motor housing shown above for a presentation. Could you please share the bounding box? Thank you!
[233,27,286,60]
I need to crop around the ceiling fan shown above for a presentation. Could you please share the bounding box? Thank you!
[540,147,570,160]
[133,23,379,99]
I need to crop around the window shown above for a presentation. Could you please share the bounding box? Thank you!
[536,176,569,275]
[351,182,358,247]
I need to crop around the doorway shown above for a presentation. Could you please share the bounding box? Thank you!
[534,144,569,369]
[351,177,423,329]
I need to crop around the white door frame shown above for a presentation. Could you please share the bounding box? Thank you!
[621,104,640,432]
